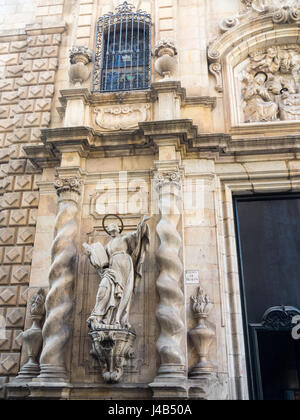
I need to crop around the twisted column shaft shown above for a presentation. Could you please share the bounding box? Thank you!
[38,177,81,382]
[154,172,186,379]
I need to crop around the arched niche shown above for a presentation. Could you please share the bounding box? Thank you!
[208,13,300,131]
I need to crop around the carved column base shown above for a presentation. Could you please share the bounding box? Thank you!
[35,364,68,383]
[150,364,188,399]
[15,359,40,382]
[150,378,188,400]
[156,363,186,380]
[189,363,214,379]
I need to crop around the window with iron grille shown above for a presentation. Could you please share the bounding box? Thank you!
[93,2,152,93]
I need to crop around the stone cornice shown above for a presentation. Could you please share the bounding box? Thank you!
[0,21,66,41]
[23,122,300,169]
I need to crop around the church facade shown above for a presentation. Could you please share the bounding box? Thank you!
[0,0,300,400]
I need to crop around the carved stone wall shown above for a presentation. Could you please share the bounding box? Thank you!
[0,26,63,393]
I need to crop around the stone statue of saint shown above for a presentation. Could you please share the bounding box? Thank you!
[243,72,278,122]
[83,215,150,331]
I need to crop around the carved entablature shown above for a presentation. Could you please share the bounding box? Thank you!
[237,45,300,123]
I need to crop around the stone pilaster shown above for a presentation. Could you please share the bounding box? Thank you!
[37,175,81,382]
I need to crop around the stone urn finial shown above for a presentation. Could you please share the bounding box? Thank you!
[189,287,215,378]
[15,289,46,381]
[69,46,93,87]
[154,39,178,81]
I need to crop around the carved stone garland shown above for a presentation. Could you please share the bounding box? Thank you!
[38,176,81,382]
[154,172,186,380]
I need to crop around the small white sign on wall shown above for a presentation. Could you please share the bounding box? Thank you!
[185,270,200,285]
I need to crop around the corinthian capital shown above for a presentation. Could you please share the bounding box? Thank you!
[154,171,181,191]
[54,176,82,201]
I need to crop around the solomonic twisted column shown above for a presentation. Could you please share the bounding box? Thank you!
[153,171,186,381]
[38,176,81,382]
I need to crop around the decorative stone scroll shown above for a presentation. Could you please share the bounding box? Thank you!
[84,215,150,383]
[261,305,300,330]
[209,63,223,93]
[38,176,82,382]
[189,287,215,378]
[94,104,151,131]
[15,289,46,381]
[153,171,186,380]
[241,45,300,122]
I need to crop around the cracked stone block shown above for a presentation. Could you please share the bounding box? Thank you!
[21,191,39,208]
[25,47,42,60]
[18,286,28,306]
[6,307,25,327]
[17,227,35,245]
[2,192,21,209]
[39,71,55,84]
[0,286,17,305]
[4,246,23,264]
[8,159,26,174]
[0,353,20,375]
[14,175,32,191]
[24,246,33,264]
[0,330,12,351]
[0,266,10,284]
[11,266,30,284]
[9,209,28,226]
[12,330,23,351]
[28,209,37,226]
[0,211,9,227]
[0,228,15,245]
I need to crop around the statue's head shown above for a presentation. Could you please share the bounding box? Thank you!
[107,223,120,237]
[254,72,268,85]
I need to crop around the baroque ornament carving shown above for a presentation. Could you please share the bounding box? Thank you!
[261,305,300,330]
[15,289,46,381]
[242,0,300,17]
[69,46,93,86]
[94,104,151,131]
[38,176,81,382]
[154,39,178,80]
[84,214,150,383]
[153,171,186,379]
[241,45,300,122]
[189,287,215,378]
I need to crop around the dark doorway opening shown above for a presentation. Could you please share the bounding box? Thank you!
[234,194,300,400]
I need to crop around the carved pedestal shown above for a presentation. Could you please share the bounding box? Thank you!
[89,326,136,384]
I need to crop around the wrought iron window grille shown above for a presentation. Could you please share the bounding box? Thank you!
[92,1,152,93]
